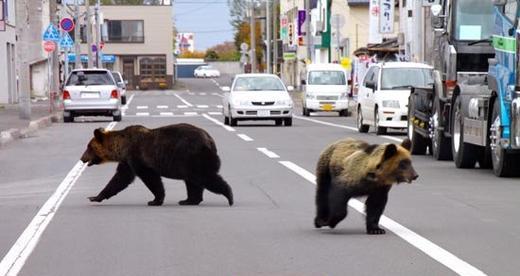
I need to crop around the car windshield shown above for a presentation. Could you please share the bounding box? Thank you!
[112,72,122,83]
[67,71,114,86]
[308,71,346,85]
[453,0,494,40]
[380,68,433,90]
[233,76,285,91]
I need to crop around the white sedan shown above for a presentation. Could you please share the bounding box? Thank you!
[222,74,294,126]
[194,65,221,78]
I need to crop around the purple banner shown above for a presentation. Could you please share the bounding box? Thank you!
[298,10,306,36]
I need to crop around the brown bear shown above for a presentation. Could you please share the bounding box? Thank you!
[80,124,233,206]
[314,138,418,234]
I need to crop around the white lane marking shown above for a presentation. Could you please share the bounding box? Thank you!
[257,148,280,158]
[125,114,199,118]
[197,105,209,108]
[136,106,148,109]
[237,134,253,142]
[202,114,236,132]
[160,112,174,116]
[212,93,224,98]
[177,105,189,109]
[199,93,207,96]
[216,105,223,108]
[174,93,193,107]
[188,92,195,96]
[121,94,135,116]
[208,112,222,116]
[136,112,150,116]
[0,123,118,276]
[184,112,198,116]
[294,115,404,143]
[157,105,168,109]
[278,161,486,276]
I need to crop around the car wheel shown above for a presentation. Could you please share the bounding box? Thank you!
[339,109,349,117]
[356,106,369,133]
[121,95,127,105]
[224,116,229,125]
[113,111,122,122]
[284,118,293,126]
[63,113,74,123]
[375,108,387,135]
[229,107,237,126]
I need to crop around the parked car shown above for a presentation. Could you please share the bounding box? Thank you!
[222,74,294,126]
[62,69,122,122]
[111,71,127,105]
[194,65,221,78]
[356,62,433,135]
[302,63,349,116]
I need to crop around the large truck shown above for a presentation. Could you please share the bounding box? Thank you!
[407,0,520,177]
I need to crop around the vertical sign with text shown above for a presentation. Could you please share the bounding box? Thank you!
[379,0,394,34]
[368,0,382,43]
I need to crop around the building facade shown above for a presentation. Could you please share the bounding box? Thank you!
[73,3,174,90]
[0,0,17,104]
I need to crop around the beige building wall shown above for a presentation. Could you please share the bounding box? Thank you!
[0,0,17,104]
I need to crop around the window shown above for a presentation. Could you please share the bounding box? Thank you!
[504,0,518,23]
[233,77,285,91]
[453,0,494,40]
[380,68,433,90]
[308,71,346,85]
[106,20,144,43]
[66,71,115,86]
[363,67,376,86]
[139,57,166,79]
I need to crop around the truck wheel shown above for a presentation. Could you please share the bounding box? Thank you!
[490,99,520,176]
[407,97,428,155]
[374,108,387,135]
[339,109,349,117]
[431,97,453,160]
[356,106,369,133]
[63,114,74,123]
[451,95,477,168]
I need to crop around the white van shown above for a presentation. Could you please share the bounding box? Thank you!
[302,63,349,116]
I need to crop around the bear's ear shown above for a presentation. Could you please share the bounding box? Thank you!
[93,128,105,142]
[383,144,398,160]
[401,138,412,152]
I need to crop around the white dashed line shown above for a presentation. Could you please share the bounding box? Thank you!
[237,134,253,141]
[216,105,223,108]
[184,112,198,116]
[177,105,189,109]
[157,105,168,109]
[202,114,236,132]
[199,93,207,96]
[197,105,209,108]
[212,93,224,98]
[136,106,148,109]
[0,122,118,276]
[136,112,150,116]
[278,161,486,276]
[174,93,193,107]
[121,94,135,115]
[160,112,174,116]
[208,112,222,116]
[257,148,280,158]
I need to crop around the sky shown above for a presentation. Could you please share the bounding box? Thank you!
[173,0,234,51]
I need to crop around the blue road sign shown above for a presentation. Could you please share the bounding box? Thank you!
[42,24,60,42]
[60,18,75,32]
[59,32,74,49]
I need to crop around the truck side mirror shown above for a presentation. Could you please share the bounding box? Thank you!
[431,4,445,29]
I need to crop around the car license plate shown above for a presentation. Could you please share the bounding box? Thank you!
[81,92,100,99]
[258,110,270,116]
[322,104,333,111]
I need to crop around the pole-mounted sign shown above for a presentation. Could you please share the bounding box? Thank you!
[60,17,75,32]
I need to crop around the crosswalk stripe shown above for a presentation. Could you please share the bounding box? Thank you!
[160,112,174,116]
[157,105,168,109]
[136,106,148,109]
[136,112,150,116]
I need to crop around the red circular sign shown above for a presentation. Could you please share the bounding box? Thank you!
[43,41,56,52]
[60,18,75,32]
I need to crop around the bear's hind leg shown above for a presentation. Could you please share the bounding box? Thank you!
[89,162,135,203]
[179,181,204,205]
[314,170,332,228]
[326,185,350,229]
[136,167,165,206]
[201,174,233,206]
[365,186,391,235]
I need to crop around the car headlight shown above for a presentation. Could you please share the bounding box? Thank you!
[305,93,316,100]
[382,100,400,108]
[276,99,293,106]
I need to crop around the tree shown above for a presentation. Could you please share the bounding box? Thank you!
[205,50,219,61]
[207,41,239,61]
[227,0,249,29]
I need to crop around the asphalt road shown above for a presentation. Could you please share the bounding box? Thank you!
[1,77,520,276]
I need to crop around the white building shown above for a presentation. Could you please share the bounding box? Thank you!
[0,0,17,104]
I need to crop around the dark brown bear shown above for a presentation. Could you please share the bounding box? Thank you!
[314,138,418,234]
[80,124,233,206]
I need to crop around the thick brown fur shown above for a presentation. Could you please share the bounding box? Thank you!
[314,138,417,234]
[80,124,233,206]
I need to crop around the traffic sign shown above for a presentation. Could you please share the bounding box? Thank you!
[42,24,60,42]
[240,42,249,51]
[59,32,74,49]
[100,41,105,50]
[92,44,97,52]
[60,18,75,32]
[43,41,56,53]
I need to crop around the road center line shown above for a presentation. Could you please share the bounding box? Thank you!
[0,123,118,276]
[202,114,236,132]
[174,93,193,107]
[293,115,404,143]
[237,134,253,142]
[278,160,486,276]
[257,148,280,158]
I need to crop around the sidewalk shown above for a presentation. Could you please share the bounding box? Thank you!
[0,100,62,147]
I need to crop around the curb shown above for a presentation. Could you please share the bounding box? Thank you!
[0,112,62,148]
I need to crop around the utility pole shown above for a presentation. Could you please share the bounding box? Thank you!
[266,0,271,74]
[305,0,312,63]
[250,1,256,73]
[95,0,102,68]
[50,0,60,113]
[272,0,278,75]
[17,0,31,119]
[74,0,81,69]
[86,0,93,68]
